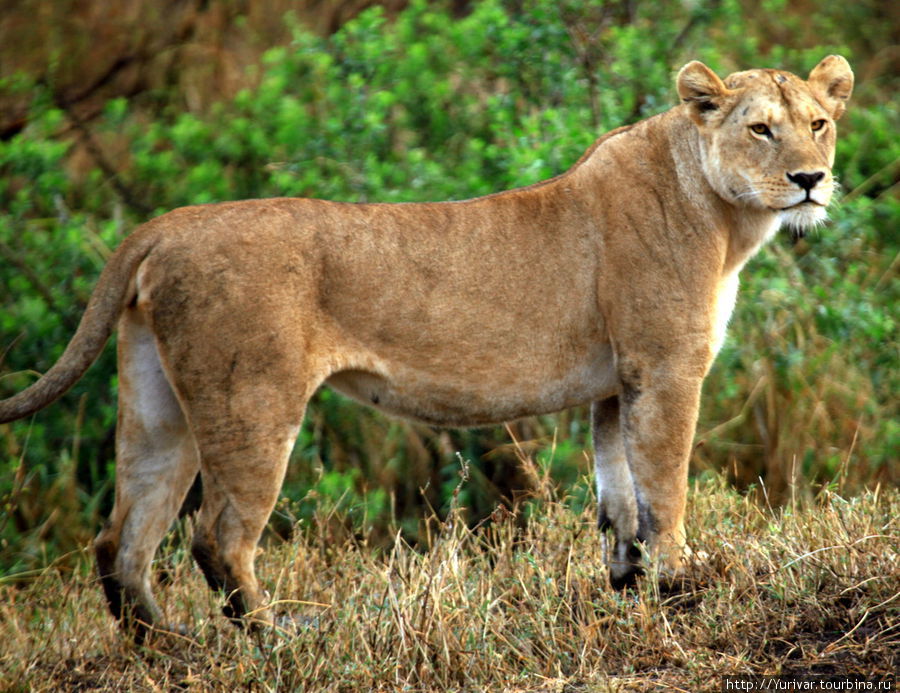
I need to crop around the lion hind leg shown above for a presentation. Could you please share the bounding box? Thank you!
[94,313,199,642]
[189,416,302,627]
[591,397,642,589]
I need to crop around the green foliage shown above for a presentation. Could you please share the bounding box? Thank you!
[1,0,897,573]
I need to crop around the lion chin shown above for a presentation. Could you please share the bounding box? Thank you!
[781,202,829,239]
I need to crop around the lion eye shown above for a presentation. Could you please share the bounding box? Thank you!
[811,119,827,132]
[750,123,772,137]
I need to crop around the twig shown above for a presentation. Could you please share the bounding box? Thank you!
[0,239,80,333]
[55,97,152,216]
[842,157,900,203]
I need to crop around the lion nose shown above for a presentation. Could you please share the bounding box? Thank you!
[787,171,825,192]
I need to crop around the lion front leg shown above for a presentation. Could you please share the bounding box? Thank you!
[612,353,707,587]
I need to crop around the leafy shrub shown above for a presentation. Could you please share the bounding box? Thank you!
[1,0,897,573]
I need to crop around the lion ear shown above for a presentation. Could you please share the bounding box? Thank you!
[808,55,854,120]
[677,61,729,125]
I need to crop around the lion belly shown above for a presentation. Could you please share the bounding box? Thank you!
[324,341,618,427]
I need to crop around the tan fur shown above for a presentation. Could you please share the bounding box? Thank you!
[0,56,852,635]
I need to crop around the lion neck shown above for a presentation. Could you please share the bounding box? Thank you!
[660,107,783,275]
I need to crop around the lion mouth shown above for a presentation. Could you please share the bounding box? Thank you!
[775,199,825,212]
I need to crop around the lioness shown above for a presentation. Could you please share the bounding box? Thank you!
[0,56,852,638]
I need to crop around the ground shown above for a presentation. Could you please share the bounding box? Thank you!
[1,476,897,692]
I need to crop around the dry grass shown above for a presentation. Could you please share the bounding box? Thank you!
[1,475,897,692]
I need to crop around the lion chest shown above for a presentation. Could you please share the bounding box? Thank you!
[710,271,740,357]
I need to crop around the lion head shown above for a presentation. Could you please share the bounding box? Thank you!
[677,55,853,235]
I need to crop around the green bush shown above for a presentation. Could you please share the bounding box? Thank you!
[1,0,897,574]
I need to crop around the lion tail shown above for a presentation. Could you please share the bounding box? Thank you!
[0,224,159,423]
